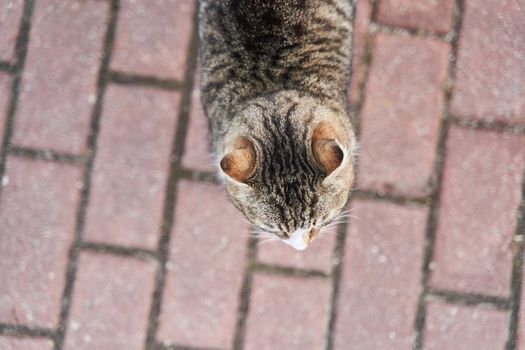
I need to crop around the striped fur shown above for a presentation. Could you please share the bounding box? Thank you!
[199,0,357,246]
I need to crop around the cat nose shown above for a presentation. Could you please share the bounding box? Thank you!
[307,228,319,243]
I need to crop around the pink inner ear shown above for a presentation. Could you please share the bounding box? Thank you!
[220,137,256,182]
[312,122,344,175]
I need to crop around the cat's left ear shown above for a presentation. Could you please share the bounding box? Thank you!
[311,121,347,176]
[311,121,355,186]
[220,136,256,183]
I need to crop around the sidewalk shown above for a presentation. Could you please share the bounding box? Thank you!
[0,0,524,349]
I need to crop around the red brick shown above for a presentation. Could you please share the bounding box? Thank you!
[334,199,427,349]
[357,34,449,197]
[430,126,525,296]
[256,229,336,273]
[0,158,82,327]
[12,0,108,154]
[181,69,215,171]
[423,300,508,350]
[0,0,23,61]
[376,0,455,34]
[244,273,332,350]
[0,73,12,149]
[64,252,156,350]
[349,0,372,106]
[450,0,525,124]
[0,336,53,350]
[83,85,179,250]
[157,180,248,348]
[111,0,195,80]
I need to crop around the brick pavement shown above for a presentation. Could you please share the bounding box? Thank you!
[0,1,524,349]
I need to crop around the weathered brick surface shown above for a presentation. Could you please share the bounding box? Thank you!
[12,0,108,154]
[0,336,54,350]
[376,0,455,34]
[181,69,215,171]
[357,34,449,197]
[450,0,525,123]
[0,73,12,149]
[423,300,508,350]
[64,252,156,350]
[349,0,372,106]
[244,273,332,350]
[0,0,24,61]
[111,0,195,80]
[0,158,82,327]
[334,199,427,349]
[430,126,525,297]
[2,0,525,348]
[256,229,336,273]
[157,180,248,348]
[84,85,180,250]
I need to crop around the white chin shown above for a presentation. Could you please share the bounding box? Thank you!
[283,239,308,251]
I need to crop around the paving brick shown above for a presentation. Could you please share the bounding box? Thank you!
[357,34,449,197]
[157,180,248,348]
[12,0,108,154]
[334,199,427,349]
[0,73,12,149]
[0,0,23,61]
[0,336,53,350]
[84,85,180,250]
[376,0,455,34]
[181,69,215,171]
[430,126,525,296]
[256,229,336,273]
[244,273,332,350]
[423,300,508,350]
[349,0,372,106]
[450,0,525,124]
[111,0,195,80]
[64,252,156,350]
[0,158,82,327]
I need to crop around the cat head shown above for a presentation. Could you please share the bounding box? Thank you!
[217,93,356,250]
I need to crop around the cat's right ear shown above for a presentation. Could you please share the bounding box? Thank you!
[220,136,256,183]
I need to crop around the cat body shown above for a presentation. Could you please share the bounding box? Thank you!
[199,0,356,250]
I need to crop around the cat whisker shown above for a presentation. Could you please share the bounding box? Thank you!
[320,223,338,232]
[317,227,337,240]
[337,208,356,215]
[330,216,355,222]
[333,212,350,219]
[249,232,274,238]
[257,237,280,246]
[324,218,352,227]
[247,228,275,238]
[319,227,339,236]
[332,214,359,221]
[251,227,284,239]
[321,223,347,233]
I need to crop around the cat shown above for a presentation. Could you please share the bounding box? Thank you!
[199,0,357,250]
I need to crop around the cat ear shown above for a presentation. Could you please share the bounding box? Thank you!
[220,136,256,183]
[311,122,345,176]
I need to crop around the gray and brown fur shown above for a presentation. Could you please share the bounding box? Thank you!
[199,0,357,247]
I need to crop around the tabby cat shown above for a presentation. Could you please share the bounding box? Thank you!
[199,0,356,250]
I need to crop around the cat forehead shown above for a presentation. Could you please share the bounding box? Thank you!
[241,93,337,117]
